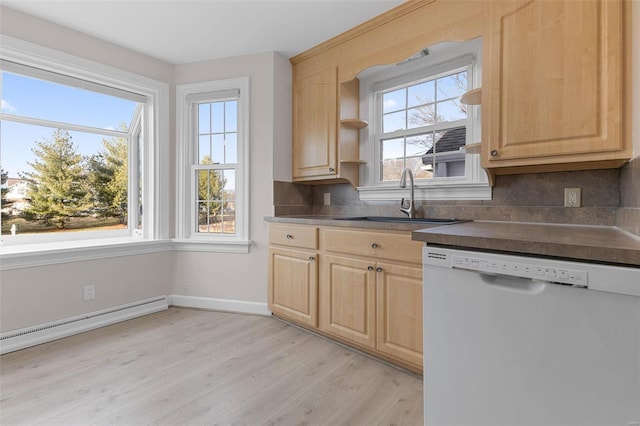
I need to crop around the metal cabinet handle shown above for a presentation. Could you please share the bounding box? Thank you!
[376,267,382,273]
[371,243,378,249]
[367,266,374,271]
[490,150,498,157]
[329,167,335,172]
[308,256,315,261]
[286,234,293,239]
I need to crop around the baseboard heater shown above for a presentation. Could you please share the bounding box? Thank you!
[0,296,168,355]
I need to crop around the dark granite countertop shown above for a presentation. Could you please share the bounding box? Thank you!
[266,216,640,266]
[265,215,447,231]
[412,221,640,267]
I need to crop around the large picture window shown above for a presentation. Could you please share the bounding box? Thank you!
[0,36,169,269]
[1,61,144,240]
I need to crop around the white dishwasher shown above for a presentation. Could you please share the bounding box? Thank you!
[423,245,640,426]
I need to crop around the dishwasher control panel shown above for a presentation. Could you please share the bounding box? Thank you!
[425,246,640,296]
[450,255,588,286]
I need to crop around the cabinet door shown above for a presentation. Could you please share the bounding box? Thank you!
[376,262,423,368]
[292,67,338,179]
[268,247,318,327]
[320,255,376,349]
[485,0,627,168]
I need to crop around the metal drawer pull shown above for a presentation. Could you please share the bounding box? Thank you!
[329,167,335,172]
[376,267,382,273]
[286,234,293,239]
[367,266,374,271]
[491,150,498,157]
[308,256,315,261]
[371,243,378,249]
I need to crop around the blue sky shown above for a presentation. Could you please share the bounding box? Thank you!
[1,71,138,178]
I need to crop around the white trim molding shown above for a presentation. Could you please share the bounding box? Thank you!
[0,239,172,271]
[171,239,251,254]
[168,295,270,316]
[358,181,492,201]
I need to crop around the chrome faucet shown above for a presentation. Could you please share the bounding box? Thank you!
[399,167,416,218]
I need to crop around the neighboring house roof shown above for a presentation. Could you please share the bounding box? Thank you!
[5,179,30,201]
[5,178,29,187]
[424,126,466,155]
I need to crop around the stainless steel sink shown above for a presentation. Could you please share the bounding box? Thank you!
[332,216,467,225]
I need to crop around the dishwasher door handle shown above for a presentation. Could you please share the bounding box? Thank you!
[478,272,547,295]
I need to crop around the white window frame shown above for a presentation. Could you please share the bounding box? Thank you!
[358,38,491,201]
[0,35,170,270]
[175,77,250,253]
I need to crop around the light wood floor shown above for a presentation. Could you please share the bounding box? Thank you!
[0,308,423,426]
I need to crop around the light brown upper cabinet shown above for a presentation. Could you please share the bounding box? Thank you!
[291,0,630,185]
[292,67,364,186]
[292,67,338,181]
[482,0,631,174]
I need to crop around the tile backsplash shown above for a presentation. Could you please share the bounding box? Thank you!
[617,157,640,235]
[275,159,640,236]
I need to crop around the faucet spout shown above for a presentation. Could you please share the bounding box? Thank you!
[399,167,416,218]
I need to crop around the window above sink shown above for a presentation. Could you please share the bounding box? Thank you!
[357,38,491,202]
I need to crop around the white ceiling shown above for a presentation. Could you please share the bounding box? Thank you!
[1,0,404,64]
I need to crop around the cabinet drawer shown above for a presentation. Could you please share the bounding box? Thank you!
[269,224,318,249]
[322,228,422,264]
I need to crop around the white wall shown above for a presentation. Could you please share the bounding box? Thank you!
[171,52,291,305]
[273,53,293,182]
[0,253,173,331]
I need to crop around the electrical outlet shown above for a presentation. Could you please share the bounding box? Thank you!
[564,188,581,208]
[324,192,331,206]
[83,285,95,301]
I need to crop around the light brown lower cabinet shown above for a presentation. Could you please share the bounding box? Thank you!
[320,255,376,349]
[268,223,423,372]
[375,261,423,368]
[319,256,423,370]
[268,223,319,328]
[268,247,318,327]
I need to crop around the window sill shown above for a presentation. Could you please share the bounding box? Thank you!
[172,239,251,254]
[357,182,492,201]
[0,237,172,271]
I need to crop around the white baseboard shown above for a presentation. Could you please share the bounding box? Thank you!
[0,297,168,355]
[168,295,271,316]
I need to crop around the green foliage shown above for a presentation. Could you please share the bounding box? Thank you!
[87,133,128,223]
[1,169,12,221]
[197,155,226,222]
[21,129,93,229]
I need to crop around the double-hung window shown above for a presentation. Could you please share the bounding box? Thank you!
[176,78,249,253]
[358,39,491,201]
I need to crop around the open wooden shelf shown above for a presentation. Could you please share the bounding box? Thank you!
[460,88,481,105]
[340,119,368,129]
[460,142,481,154]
